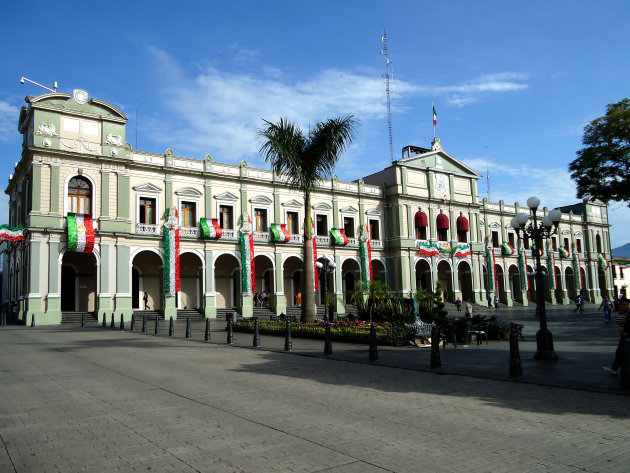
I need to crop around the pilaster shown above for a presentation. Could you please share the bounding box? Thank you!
[98,243,113,314]
[50,164,60,215]
[117,172,130,219]
[115,243,132,318]
[334,253,345,315]
[101,171,110,218]
[32,162,42,212]
[204,248,217,318]
[273,252,286,316]
[26,237,45,323]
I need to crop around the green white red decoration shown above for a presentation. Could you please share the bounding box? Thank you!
[519,245,530,290]
[271,223,290,243]
[200,217,222,239]
[559,247,570,258]
[547,250,557,290]
[330,228,349,246]
[452,243,471,258]
[487,246,498,291]
[239,214,255,293]
[312,221,319,291]
[67,213,94,253]
[502,241,515,256]
[359,224,373,285]
[573,253,583,289]
[531,243,543,257]
[0,224,25,241]
[163,206,180,296]
[598,253,610,270]
[417,241,440,256]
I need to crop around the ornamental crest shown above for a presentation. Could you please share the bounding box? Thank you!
[165,205,179,229]
[239,213,252,234]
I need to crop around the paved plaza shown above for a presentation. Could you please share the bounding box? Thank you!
[1,305,630,472]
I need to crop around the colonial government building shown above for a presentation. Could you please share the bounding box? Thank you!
[2,90,614,324]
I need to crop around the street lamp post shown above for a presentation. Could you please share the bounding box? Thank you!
[511,197,562,362]
[315,260,337,322]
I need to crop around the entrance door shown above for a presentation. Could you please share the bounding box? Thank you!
[132,268,140,309]
[61,266,76,311]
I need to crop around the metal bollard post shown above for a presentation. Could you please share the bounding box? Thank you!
[509,323,523,378]
[430,324,442,369]
[227,316,234,344]
[284,320,293,351]
[120,314,125,331]
[369,324,378,361]
[204,318,211,341]
[154,316,160,335]
[102,313,107,328]
[110,313,115,329]
[186,317,191,339]
[324,322,332,356]
[130,314,136,332]
[31,314,35,327]
[253,318,260,347]
[620,334,630,391]
[142,314,147,333]
[169,316,174,336]
[81,314,85,328]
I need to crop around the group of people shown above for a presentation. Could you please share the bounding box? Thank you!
[254,291,269,308]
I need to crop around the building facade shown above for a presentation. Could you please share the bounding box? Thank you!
[2,90,615,324]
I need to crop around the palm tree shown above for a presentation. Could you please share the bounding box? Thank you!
[258,115,358,322]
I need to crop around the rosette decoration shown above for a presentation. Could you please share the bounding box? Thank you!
[239,214,256,294]
[200,217,222,239]
[501,241,515,256]
[417,241,440,256]
[547,250,557,290]
[559,246,570,258]
[598,253,610,270]
[0,224,25,242]
[67,213,95,253]
[451,243,471,258]
[270,223,290,243]
[519,245,530,290]
[573,252,583,290]
[359,224,373,285]
[163,206,180,296]
[487,246,498,291]
[330,228,349,246]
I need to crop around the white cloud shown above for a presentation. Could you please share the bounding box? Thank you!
[0,101,20,142]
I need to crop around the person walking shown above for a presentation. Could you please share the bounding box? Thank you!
[487,294,492,308]
[143,291,149,310]
[494,295,500,311]
[603,297,630,375]
[599,296,613,324]
[456,298,462,312]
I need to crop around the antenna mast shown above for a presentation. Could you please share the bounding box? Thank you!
[487,164,491,201]
[381,29,394,162]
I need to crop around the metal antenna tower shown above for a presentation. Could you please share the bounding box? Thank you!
[381,29,394,162]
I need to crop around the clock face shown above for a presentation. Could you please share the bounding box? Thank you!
[73,89,88,104]
[436,174,447,193]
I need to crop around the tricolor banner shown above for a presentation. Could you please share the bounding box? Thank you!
[531,243,544,257]
[559,247,570,258]
[0,224,25,241]
[359,225,373,285]
[313,221,319,292]
[501,242,515,256]
[519,245,530,290]
[330,228,349,246]
[239,214,255,293]
[200,217,222,239]
[598,253,610,270]
[452,243,471,258]
[67,213,95,253]
[573,253,583,289]
[164,207,180,296]
[433,105,437,126]
[547,250,557,290]
[271,223,290,243]
[417,241,440,256]
[487,246,498,291]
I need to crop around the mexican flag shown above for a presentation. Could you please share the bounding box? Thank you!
[452,243,471,258]
[67,213,94,253]
[433,105,437,126]
[200,217,222,239]
[164,208,180,296]
[270,223,290,243]
[360,238,373,285]
[417,241,440,256]
[240,231,255,293]
[559,247,570,258]
[330,228,349,246]
[0,225,25,241]
[501,241,515,256]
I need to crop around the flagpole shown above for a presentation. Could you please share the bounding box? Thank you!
[432,101,435,138]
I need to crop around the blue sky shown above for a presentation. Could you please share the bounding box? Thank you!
[0,0,628,248]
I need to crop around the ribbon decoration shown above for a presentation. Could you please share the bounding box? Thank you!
[359,224,373,286]
[239,214,256,293]
[417,241,441,256]
[487,246,498,292]
[164,206,180,296]
[271,223,290,243]
[451,243,471,258]
[547,250,557,290]
[501,241,515,256]
[200,217,222,239]
[559,247,570,258]
[598,253,610,270]
[0,224,25,241]
[330,228,349,246]
[573,253,583,290]
[67,213,95,253]
[519,244,530,290]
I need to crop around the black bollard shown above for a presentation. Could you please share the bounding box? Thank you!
[509,323,523,378]
[186,317,191,339]
[284,320,293,351]
[110,313,115,329]
[31,313,35,328]
[120,314,125,331]
[102,312,107,328]
[324,322,332,356]
[81,314,85,328]
[620,334,630,391]
[169,316,174,336]
[227,317,234,344]
[430,324,441,368]
[369,324,378,361]
[204,318,211,341]
[130,314,135,332]
[253,318,260,347]
[154,316,160,335]
[142,314,147,333]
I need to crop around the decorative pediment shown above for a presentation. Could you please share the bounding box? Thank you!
[561,229,571,235]
[366,208,383,216]
[340,205,358,214]
[575,231,583,237]
[282,199,302,208]
[133,182,162,194]
[175,187,202,197]
[214,191,238,202]
[313,202,332,211]
[489,222,502,228]
[249,195,272,205]
[399,148,482,179]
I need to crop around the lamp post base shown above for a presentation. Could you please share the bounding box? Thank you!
[533,329,559,361]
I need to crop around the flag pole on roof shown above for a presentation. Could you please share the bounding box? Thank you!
[432,103,437,138]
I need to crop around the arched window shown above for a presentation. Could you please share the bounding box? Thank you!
[596,234,602,253]
[414,211,428,240]
[456,215,469,243]
[68,176,92,214]
[436,213,449,242]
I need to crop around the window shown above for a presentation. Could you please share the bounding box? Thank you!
[436,213,449,242]
[563,237,569,250]
[524,235,530,249]
[181,201,196,227]
[508,233,515,247]
[287,211,299,234]
[369,219,380,240]
[68,176,92,214]
[415,211,428,240]
[576,239,582,253]
[492,231,500,247]
[343,216,355,238]
[254,208,268,232]
[219,205,233,229]
[551,237,557,250]
[316,214,328,236]
[139,198,156,224]
[456,215,468,243]
[596,234,602,253]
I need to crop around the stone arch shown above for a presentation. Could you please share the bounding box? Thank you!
[341,257,361,303]
[214,253,240,309]
[61,251,97,312]
[283,255,303,308]
[508,264,522,303]
[457,260,473,301]
[436,260,453,302]
[371,258,386,285]
[254,253,275,308]
[131,250,164,311]
[415,258,432,291]
[180,252,203,310]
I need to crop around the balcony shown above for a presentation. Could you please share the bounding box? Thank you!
[180,226,199,238]
[370,239,383,249]
[136,223,160,236]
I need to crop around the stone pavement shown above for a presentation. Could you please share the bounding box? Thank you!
[1,305,629,472]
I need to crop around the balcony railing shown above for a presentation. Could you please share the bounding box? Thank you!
[370,239,383,249]
[136,223,160,235]
[180,226,199,238]
[253,232,270,242]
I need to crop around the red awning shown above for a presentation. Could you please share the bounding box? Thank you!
[414,211,428,228]
[436,213,449,230]
[456,215,469,232]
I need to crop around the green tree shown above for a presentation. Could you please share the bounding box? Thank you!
[258,116,358,322]
[415,280,448,325]
[569,98,630,205]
